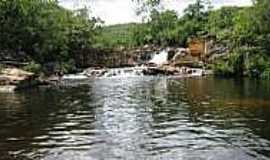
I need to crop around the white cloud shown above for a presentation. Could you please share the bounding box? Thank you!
[59,0,252,25]
[212,0,252,8]
[91,0,141,25]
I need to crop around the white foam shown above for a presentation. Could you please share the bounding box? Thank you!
[62,74,88,80]
[149,50,168,65]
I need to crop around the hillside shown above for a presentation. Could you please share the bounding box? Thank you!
[94,23,141,48]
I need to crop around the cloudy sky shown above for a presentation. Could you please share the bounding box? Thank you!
[59,0,252,25]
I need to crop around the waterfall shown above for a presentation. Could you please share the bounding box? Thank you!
[62,74,88,80]
[149,50,168,65]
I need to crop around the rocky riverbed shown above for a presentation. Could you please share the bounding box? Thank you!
[70,65,212,79]
[63,48,214,79]
[1,44,224,92]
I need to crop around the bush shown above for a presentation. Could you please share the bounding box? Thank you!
[246,54,269,77]
[213,50,245,77]
[23,61,42,74]
[0,0,98,74]
[213,60,234,77]
[260,68,270,80]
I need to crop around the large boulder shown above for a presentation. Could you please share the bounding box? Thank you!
[0,68,38,92]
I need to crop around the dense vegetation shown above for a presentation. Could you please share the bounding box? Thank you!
[0,0,99,74]
[1,0,270,78]
[208,0,270,78]
[98,0,270,78]
[94,23,138,48]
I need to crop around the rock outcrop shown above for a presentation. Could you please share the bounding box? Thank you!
[74,45,162,68]
[0,68,39,92]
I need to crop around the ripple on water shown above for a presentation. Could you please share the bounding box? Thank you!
[0,77,270,160]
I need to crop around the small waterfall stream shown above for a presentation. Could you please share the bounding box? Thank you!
[63,50,170,79]
[149,50,168,65]
[62,49,205,79]
[101,67,145,78]
[99,50,170,78]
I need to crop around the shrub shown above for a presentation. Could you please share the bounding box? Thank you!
[213,60,234,77]
[260,67,270,80]
[23,61,42,74]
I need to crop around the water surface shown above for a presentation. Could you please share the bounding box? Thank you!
[0,77,270,160]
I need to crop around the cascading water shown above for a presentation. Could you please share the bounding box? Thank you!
[149,50,168,65]
[100,50,170,78]
[62,49,205,79]
[62,67,147,80]
[62,74,88,80]
[101,67,145,78]
[62,50,171,79]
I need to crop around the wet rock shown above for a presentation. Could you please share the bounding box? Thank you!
[143,66,180,76]
[82,67,108,77]
[127,57,137,66]
[0,85,17,93]
[1,68,34,77]
[172,48,188,61]
[0,76,11,85]
[0,68,39,92]
[46,75,61,82]
[40,75,62,86]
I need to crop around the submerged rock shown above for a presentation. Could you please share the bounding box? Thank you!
[143,66,180,76]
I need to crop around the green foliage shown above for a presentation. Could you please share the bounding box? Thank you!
[97,1,212,48]
[131,23,151,46]
[214,47,270,78]
[0,0,98,74]
[213,51,244,77]
[245,52,269,77]
[23,61,42,74]
[94,23,138,48]
[146,10,179,45]
[208,0,270,79]
[130,0,211,47]
[207,7,240,43]
[260,68,270,80]
[184,0,210,21]
[213,61,234,77]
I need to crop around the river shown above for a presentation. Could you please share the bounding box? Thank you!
[0,77,270,160]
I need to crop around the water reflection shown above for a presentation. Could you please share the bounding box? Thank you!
[0,77,270,160]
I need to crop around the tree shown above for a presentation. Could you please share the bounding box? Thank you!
[0,0,98,73]
[208,7,240,38]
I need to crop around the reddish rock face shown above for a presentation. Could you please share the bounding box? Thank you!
[127,57,136,66]
[188,38,205,57]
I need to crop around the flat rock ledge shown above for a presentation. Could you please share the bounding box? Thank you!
[0,68,39,93]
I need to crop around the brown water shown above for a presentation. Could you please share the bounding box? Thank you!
[0,77,270,160]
